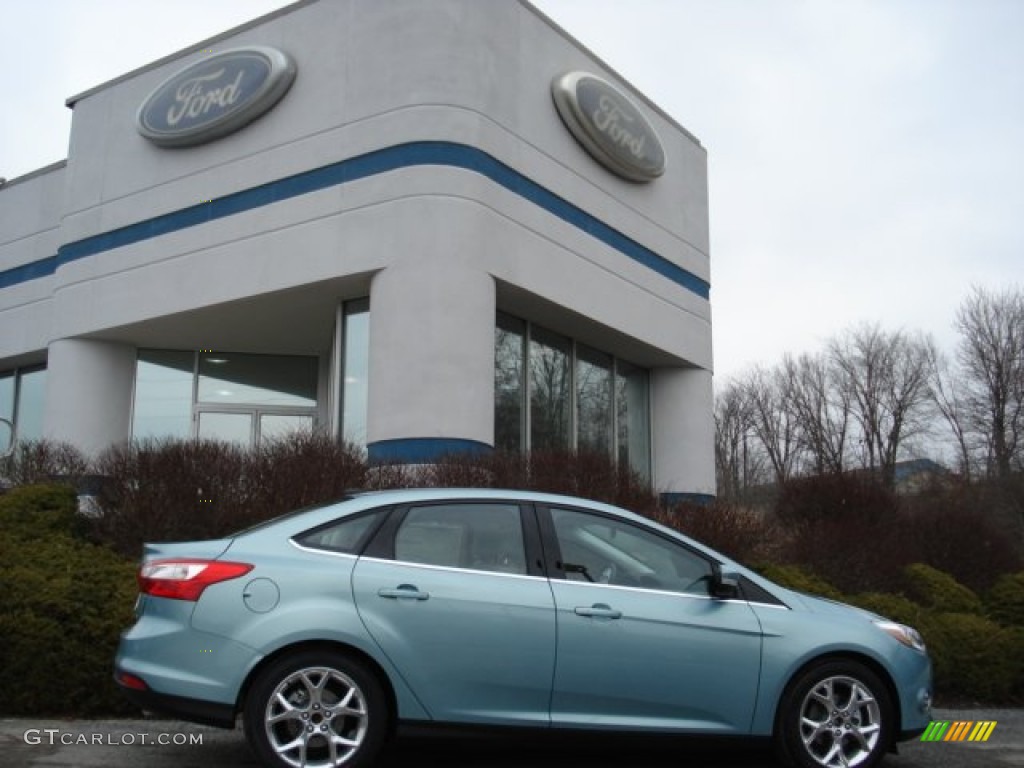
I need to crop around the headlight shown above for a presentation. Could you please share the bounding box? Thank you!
[874,620,927,653]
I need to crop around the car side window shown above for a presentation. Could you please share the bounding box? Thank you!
[294,510,385,554]
[394,503,527,575]
[550,507,712,595]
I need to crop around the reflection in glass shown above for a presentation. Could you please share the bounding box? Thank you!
[260,413,314,443]
[198,352,317,407]
[0,372,13,424]
[576,345,613,456]
[198,412,252,446]
[530,327,571,451]
[617,361,650,480]
[492,314,652,482]
[133,350,194,440]
[494,314,525,452]
[341,299,370,448]
[15,367,46,442]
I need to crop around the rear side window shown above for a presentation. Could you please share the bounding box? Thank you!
[394,503,526,575]
[295,510,386,554]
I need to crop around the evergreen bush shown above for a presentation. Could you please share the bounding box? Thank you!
[0,485,137,716]
[986,572,1024,627]
[903,563,983,614]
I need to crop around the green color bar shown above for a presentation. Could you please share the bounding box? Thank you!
[921,721,950,741]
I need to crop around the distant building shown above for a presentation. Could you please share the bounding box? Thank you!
[0,0,714,501]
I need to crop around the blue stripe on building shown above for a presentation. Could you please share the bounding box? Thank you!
[2,141,709,300]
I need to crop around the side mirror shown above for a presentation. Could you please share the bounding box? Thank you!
[710,565,741,600]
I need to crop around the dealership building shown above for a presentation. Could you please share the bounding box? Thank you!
[0,0,714,501]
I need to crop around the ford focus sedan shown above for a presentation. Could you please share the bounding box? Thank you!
[115,488,932,768]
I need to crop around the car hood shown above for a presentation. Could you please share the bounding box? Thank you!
[782,588,883,622]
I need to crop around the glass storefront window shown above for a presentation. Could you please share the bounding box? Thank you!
[133,350,319,448]
[0,372,15,452]
[577,345,613,456]
[260,413,314,443]
[0,366,47,446]
[530,327,571,451]
[198,352,316,407]
[14,367,46,442]
[198,411,252,446]
[617,361,651,480]
[133,350,194,440]
[341,299,370,448]
[493,315,651,481]
[494,314,525,452]
[0,372,13,424]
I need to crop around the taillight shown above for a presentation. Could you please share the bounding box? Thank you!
[116,671,149,691]
[138,559,253,601]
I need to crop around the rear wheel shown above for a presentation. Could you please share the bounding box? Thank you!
[775,659,893,768]
[243,649,388,768]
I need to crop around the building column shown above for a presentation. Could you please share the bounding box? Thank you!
[651,367,716,503]
[44,338,136,457]
[365,263,496,463]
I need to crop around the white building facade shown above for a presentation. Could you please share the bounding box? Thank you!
[0,0,715,502]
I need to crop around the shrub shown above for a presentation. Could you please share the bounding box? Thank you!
[90,434,369,558]
[987,572,1024,627]
[0,485,137,716]
[754,563,845,601]
[916,611,1024,703]
[903,563,983,614]
[0,439,90,487]
[772,474,905,593]
[0,484,79,533]
[899,484,1021,592]
[90,438,252,557]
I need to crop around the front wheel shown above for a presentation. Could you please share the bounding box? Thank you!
[243,649,388,768]
[775,660,894,768]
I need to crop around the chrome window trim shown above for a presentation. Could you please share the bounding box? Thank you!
[357,555,546,583]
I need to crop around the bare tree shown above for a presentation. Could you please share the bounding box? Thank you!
[925,344,974,479]
[954,285,1024,479]
[829,324,934,486]
[740,365,801,485]
[780,352,851,475]
[716,378,770,499]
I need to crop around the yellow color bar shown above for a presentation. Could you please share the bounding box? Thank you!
[968,721,997,742]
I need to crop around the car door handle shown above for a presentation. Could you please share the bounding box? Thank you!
[378,584,430,601]
[574,603,622,619]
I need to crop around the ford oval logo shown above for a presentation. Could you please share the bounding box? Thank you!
[552,72,666,182]
[137,46,296,148]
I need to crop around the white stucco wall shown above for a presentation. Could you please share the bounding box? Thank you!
[0,0,715,495]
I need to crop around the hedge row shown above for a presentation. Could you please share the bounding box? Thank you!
[2,437,1023,712]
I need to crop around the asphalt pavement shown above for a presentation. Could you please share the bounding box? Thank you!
[2,709,1022,768]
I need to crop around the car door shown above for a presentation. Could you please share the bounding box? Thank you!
[352,501,557,726]
[542,505,763,733]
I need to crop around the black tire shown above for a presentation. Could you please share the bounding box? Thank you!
[243,649,389,768]
[775,659,894,768]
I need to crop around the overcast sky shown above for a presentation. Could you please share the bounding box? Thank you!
[2,1,1021,382]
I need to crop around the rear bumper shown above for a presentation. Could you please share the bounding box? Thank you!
[115,674,237,729]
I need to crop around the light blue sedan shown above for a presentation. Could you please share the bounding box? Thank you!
[114,488,932,768]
